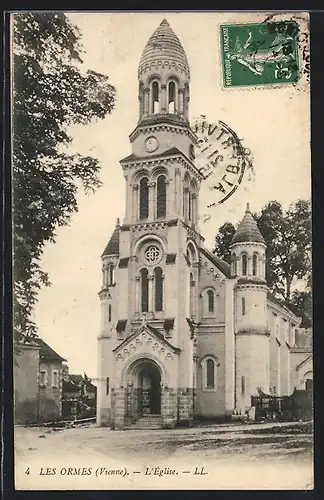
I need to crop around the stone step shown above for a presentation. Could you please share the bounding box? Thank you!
[131,415,162,430]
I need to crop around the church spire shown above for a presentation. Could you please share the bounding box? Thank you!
[231,203,265,245]
[137,19,190,123]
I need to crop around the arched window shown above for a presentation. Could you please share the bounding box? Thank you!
[189,272,194,317]
[183,174,190,219]
[138,82,144,118]
[108,304,112,322]
[108,265,114,286]
[156,175,167,218]
[188,192,192,221]
[241,376,246,396]
[190,180,198,224]
[207,290,215,313]
[252,253,258,276]
[151,81,160,114]
[242,254,248,276]
[139,177,149,219]
[154,267,163,311]
[233,253,237,276]
[206,359,215,388]
[202,356,217,391]
[242,297,246,316]
[168,81,176,113]
[140,268,149,312]
[186,249,191,266]
[183,187,190,219]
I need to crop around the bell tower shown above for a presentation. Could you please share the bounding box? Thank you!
[137,18,190,123]
[98,19,204,429]
[121,19,202,228]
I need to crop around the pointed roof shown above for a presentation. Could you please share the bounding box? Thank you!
[231,203,265,245]
[101,219,120,257]
[139,19,189,74]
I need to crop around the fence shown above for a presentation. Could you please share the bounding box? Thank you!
[251,389,313,422]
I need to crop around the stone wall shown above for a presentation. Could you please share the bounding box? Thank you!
[110,386,194,429]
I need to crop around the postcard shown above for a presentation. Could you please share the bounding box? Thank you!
[12,11,312,490]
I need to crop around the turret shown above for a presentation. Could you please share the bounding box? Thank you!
[230,203,266,281]
[99,219,120,338]
[231,204,270,412]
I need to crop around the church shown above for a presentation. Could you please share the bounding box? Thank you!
[96,19,312,429]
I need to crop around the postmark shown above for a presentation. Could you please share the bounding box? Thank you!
[192,115,254,223]
[220,21,300,88]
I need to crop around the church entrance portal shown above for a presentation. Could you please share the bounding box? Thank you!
[126,358,162,419]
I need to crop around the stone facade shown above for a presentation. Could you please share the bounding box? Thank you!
[97,19,312,429]
[14,339,66,424]
[14,343,40,424]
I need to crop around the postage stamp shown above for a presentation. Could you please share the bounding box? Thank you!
[220,21,300,87]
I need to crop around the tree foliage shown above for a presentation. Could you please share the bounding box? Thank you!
[13,13,116,342]
[213,222,236,264]
[213,200,312,325]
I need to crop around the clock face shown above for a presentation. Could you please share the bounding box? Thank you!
[145,136,159,153]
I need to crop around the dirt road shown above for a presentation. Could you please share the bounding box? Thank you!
[14,421,313,490]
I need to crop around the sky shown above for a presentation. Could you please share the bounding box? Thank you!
[31,12,311,378]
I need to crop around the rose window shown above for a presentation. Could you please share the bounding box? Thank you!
[144,245,161,264]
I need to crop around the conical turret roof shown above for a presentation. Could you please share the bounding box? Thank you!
[139,19,189,74]
[101,219,120,257]
[231,204,265,245]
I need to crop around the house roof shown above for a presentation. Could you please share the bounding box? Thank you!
[63,375,97,391]
[200,247,231,278]
[34,338,66,362]
[139,19,189,74]
[231,203,265,245]
[102,219,120,257]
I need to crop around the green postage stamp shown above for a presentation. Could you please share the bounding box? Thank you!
[220,21,300,88]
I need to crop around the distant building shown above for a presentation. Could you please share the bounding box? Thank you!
[96,19,313,429]
[14,338,66,424]
[62,365,97,420]
[290,328,313,391]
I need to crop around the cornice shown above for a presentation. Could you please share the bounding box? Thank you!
[231,241,266,250]
[236,328,270,337]
[121,152,204,182]
[129,121,197,143]
[235,283,268,292]
[138,60,190,79]
[130,221,168,232]
[197,323,225,334]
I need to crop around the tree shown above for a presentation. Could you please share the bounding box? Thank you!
[287,290,312,329]
[213,200,312,324]
[257,200,311,302]
[13,13,116,343]
[213,222,236,264]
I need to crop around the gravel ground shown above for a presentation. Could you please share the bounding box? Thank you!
[14,421,313,490]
